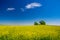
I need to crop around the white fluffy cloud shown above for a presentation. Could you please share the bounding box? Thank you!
[25,2,42,9]
[7,8,15,11]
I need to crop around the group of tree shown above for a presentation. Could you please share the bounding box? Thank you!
[34,20,46,25]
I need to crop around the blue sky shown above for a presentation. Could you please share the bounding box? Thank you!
[0,0,60,25]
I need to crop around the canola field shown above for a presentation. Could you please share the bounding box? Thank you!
[0,25,60,40]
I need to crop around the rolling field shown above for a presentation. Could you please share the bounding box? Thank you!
[0,25,60,40]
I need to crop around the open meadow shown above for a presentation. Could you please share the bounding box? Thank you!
[0,25,60,40]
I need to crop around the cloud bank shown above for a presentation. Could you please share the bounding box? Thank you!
[6,2,42,12]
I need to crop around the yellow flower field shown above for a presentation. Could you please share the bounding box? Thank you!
[0,25,60,40]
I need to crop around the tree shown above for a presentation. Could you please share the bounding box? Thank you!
[34,22,38,25]
[39,20,46,25]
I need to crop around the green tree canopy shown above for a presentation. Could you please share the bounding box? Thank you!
[34,22,38,25]
[39,20,46,25]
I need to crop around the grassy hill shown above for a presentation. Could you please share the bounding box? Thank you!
[0,25,60,40]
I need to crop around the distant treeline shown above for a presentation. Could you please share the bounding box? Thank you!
[34,20,46,25]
